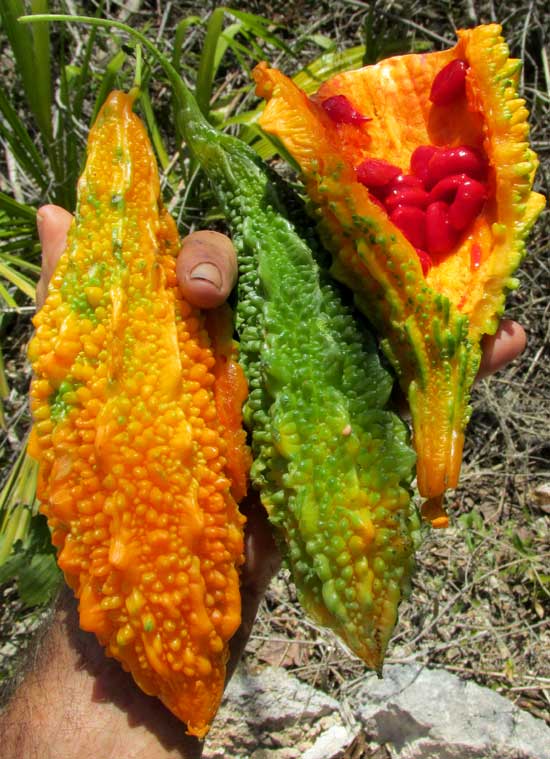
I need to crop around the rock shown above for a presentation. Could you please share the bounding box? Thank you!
[354,663,550,759]
[203,664,358,759]
[302,724,358,759]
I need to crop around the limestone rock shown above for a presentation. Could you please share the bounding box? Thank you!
[354,663,550,759]
[203,664,358,759]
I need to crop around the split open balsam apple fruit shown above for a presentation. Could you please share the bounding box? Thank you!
[27,91,251,738]
[172,63,418,671]
[253,24,545,524]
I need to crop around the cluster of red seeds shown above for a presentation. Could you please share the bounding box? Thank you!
[322,60,489,276]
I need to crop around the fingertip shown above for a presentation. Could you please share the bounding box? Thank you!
[478,319,526,379]
[36,205,73,310]
[37,204,73,268]
[177,231,237,309]
[37,204,73,239]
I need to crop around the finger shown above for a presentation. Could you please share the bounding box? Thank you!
[176,231,238,309]
[226,494,281,681]
[36,205,73,309]
[240,495,281,601]
[477,319,526,380]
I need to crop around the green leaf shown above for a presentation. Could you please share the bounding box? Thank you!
[304,34,335,51]
[91,49,127,123]
[0,512,61,606]
[293,45,366,94]
[0,193,37,221]
[0,0,46,135]
[195,7,226,116]
[0,87,48,190]
[224,7,293,56]
[138,86,170,173]
[214,22,243,74]
[0,261,36,300]
[0,253,41,274]
[172,14,202,73]
[0,281,17,308]
[0,442,60,607]
[17,551,60,606]
[30,0,53,139]
[0,347,6,432]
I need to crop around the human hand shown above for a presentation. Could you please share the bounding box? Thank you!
[36,202,281,652]
[11,205,525,759]
[35,202,527,623]
[35,204,239,311]
[2,205,280,759]
[35,204,527,376]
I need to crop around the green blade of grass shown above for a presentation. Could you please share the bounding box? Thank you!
[57,36,79,210]
[293,44,366,93]
[0,253,41,274]
[0,331,8,432]
[0,220,37,238]
[0,282,17,308]
[138,85,171,173]
[0,340,8,398]
[72,5,103,120]
[224,7,293,56]
[0,442,61,606]
[30,0,53,133]
[172,14,201,74]
[213,21,243,74]
[0,88,49,190]
[195,6,226,116]
[91,48,127,123]
[0,193,37,221]
[172,15,202,149]
[0,261,37,300]
[0,243,38,258]
[0,0,46,136]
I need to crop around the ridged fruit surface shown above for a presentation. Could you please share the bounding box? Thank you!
[253,24,545,522]
[27,91,250,738]
[172,72,419,671]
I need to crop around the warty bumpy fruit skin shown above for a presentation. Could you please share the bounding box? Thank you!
[27,91,249,738]
[253,24,545,520]
[175,82,419,669]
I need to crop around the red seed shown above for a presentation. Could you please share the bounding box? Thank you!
[428,174,487,231]
[357,158,402,189]
[428,173,468,203]
[426,201,459,256]
[430,59,469,106]
[385,186,429,211]
[428,174,487,232]
[322,95,371,125]
[426,146,486,187]
[389,173,424,191]
[390,206,427,250]
[470,243,482,270]
[415,248,433,276]
[449,180,486,231]
[410,146,440,183]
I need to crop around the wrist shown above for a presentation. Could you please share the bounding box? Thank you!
[1,585,203,759]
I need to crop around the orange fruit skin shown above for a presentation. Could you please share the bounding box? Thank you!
[28,91,249,738]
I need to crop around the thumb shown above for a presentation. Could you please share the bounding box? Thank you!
[176,231,238,309]
[36,205,73,309]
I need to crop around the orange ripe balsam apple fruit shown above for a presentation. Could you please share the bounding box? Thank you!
[27,91,250,737]
[253,25,545,524]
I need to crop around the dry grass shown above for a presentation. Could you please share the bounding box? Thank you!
[240,0,550,727]
[0,0,548,736]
